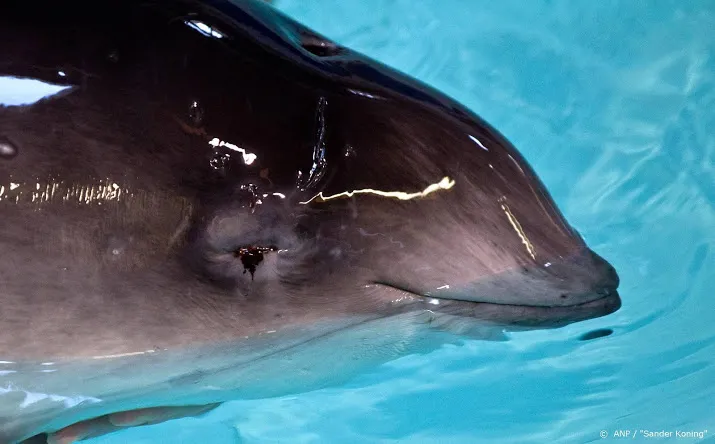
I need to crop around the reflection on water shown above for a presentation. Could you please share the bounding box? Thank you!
[79,0,715,442]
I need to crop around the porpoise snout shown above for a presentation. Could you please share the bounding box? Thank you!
[544,248,620,303]
[421,246,621,312]
[591,250,620,294]
[418,247,622,327]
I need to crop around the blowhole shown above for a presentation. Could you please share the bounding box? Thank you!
[299,33,343,57]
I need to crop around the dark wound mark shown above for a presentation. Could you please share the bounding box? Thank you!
[235,245,278,279]
[579,328,613,341]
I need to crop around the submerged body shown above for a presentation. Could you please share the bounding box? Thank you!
[0,0,620,442]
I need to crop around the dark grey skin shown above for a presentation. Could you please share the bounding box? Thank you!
[0,0,620,442]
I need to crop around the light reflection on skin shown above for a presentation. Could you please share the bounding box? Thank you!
[262,192,286,199]
[347,88,383,100]
[91,349,158,360]
[0,176,538,265]
[0,76,73,107]
[299,176,456,204]
[298,175,538,266]
[500,197,536,260]
[468,134,489,151]
[296,172,536,263]
[0,385,101,409]
[209,137,258,165]
[0,179,127,206]
[184,20,225,39]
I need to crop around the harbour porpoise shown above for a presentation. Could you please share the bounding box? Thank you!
[0,0,621,442]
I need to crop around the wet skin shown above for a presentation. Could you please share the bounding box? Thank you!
[0,0,620,442]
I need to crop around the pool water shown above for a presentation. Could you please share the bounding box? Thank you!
[87,0,715,442]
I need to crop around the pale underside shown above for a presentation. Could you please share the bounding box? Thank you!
[0,308,506,443]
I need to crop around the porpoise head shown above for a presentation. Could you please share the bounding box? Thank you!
[0,0,620,363]
[168,0,622,328]
[0,0,624,441]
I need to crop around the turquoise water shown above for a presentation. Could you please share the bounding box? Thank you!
[89,1,715,442]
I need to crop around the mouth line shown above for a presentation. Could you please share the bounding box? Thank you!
[427,292,621,311]
[375,281,620,311]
